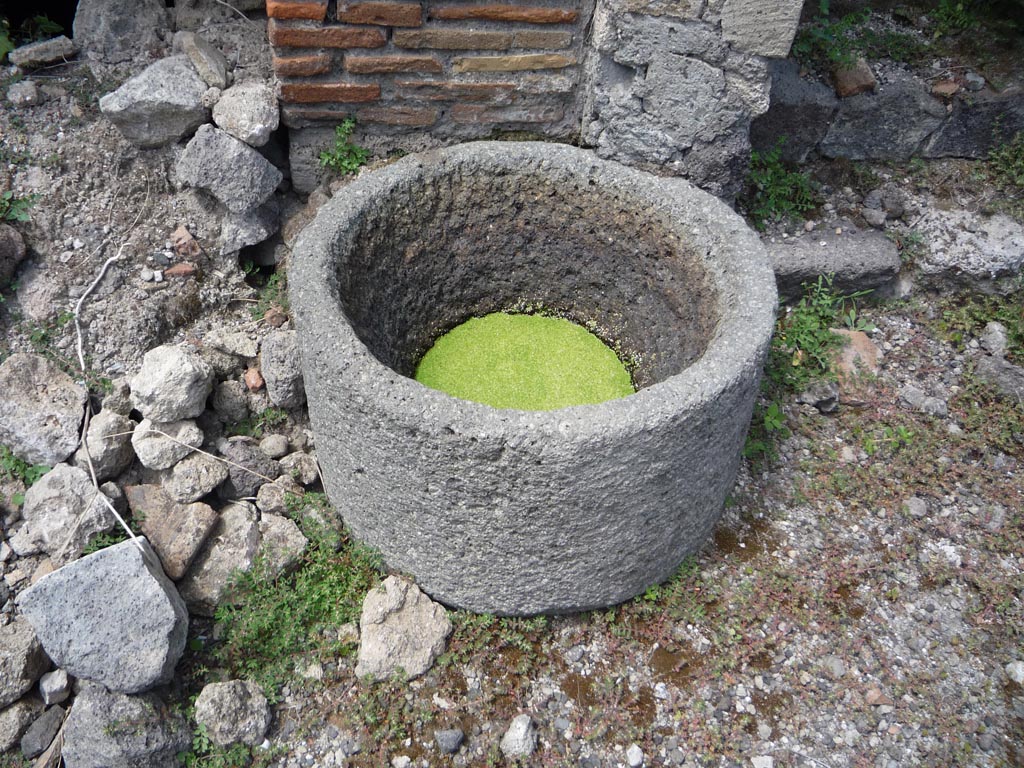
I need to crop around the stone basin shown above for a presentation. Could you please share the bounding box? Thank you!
[291,141,777,615]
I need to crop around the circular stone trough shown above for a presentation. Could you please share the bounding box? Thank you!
[291,142,778,616]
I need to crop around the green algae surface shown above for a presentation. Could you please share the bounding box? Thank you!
[415,312,634,410]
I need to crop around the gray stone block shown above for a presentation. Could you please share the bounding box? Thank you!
[176,124,283,214]
[750,58,838,163]
[291,142,777,614]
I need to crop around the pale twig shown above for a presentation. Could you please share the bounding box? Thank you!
[72,180,152,551]
[108,429,280,486]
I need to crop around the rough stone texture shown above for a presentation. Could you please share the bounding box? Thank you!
[750,58,837,164]
[165,452,230,503]
[73,0,169,64]
[832,57,876,98]
[9,464,115,566]
[98,57,208,148]
[17,539,188,694]
[0,695,44,752]
[0,353,87,466]
[260,433,290,459]
[713,0,804,57]
[258,513,308,576]
[255,475,304,516]
[176,124,283,214]
[434,728,464,754]
[292,142,777,614]
[0,223,27,288]
[900,384,948,418]
[220,199,281,255]
[976,356,1024,403]
[175,31,230,89]
[0,618,49,708]
[915,210,1024,285]
[177,502,260,616]
[212,81,280,147]
[212,380,250,423]
[194,680,271,747]
[7,81,41,106]
[9,36,77,69]
[499,714,537,758]
[820,74,946,161]
[581,3,772,198]
[355,576,452,681]
[767,227,902,300]
[131,419,203,470]
[20,704,64,759]
[923,92,1024,159]
[280,451,319,485]
[218,437,282,499]
[127,484,219,580]
[61,684,190,768]
[39,670,70,706]
[261,330,306,408]
[71,410,135,482]
[129,344,213,422]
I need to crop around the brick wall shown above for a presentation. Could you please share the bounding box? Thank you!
[269,0,589,151]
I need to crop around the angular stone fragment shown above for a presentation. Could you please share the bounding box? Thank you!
[213,81,280,147]
[0,695,44,752]
[258,513,308,576]
[39,670,70,706]
[0,223,27,288]
[716,0,804,57]
[255,475,303,516]
[9,464,115,566]
[220,199,281,254]
[99,56,208,148]
[211,380,250,423]
[165,452,230,503]
[61,684,190,768]
[175,31,229,89]
[832,58,876,98]
[18,538,187,693]
[177,502,260,616]
[750,58,837,164]
[280,451,319,486]
[0,618,49,709]
[129,344,213,422]
[767,227,901,300]
[131,419,203,470]
[261,330,306,409]
[976,355,1024,403]
[355,576,451,682]
[9,36,77,69]
[194,680,271,747]
[176,124,283,213]
[499,714,537,758]
[20,704,64,759]
[218,438,281,499]
[0,353,86,466]
[73,0,169,64]
[127,484,219,580]
[71,410,135,482]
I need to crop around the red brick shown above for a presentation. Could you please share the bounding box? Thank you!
[283,107,360,125]
[453,54,574,72]
[356,106,439,126]
[279,82,382,103]
[395,79,516,102]
[337,2,423,26]
[451,104,564,124]
[268,20,387,49]
[346,54,442,74]
[513,30,572,49]
[273,53,333,77]
[393,29,511,49]
[267,0,328,20]
[164,262,198,278]
[430,4,578,23]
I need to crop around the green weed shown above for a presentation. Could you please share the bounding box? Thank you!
[226,407,288,439]
[990,131,1024,190]
[179,724,257,768]
[251,271,288,321]
[937,290,1024,364]
[792,1,869,69]
[0,444,50,506]
[743,139,817,230]
[319,118,369,176]
[932,0,979,36]
[0,191,37,223]
[82,530,130,555]
[213,493,383,697]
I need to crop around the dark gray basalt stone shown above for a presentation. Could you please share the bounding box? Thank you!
[291,142,777,615]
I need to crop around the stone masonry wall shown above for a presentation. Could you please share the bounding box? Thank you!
[271,0,805,194]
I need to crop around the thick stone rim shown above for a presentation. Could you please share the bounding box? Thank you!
[293,141,777,438]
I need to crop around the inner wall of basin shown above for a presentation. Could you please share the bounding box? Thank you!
[333,167,720,389]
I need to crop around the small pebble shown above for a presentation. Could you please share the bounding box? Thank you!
[140,268,155,282]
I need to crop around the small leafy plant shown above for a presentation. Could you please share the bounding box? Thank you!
[743,139,817,230]
[932,0,979,36]
[792,1,868,69]
[990,131,1024,190]
[0,444,50,507]
[319,118,369,176]
[0,191,37,222]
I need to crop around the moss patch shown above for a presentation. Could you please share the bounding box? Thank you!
[415,312,634,410]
